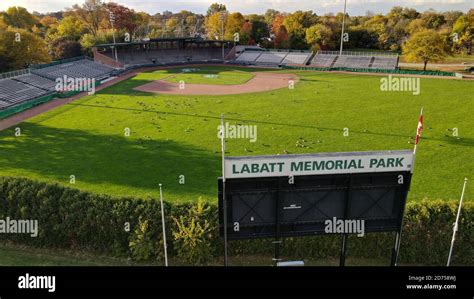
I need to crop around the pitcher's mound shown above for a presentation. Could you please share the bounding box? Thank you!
[134,72,299,95]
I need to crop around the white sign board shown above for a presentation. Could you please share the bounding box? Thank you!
[224,150,413,179]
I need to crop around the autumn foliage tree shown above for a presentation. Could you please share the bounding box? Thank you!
[402,29,447,70]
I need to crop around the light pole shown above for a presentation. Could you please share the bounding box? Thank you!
[220,12,226,60]
[109,10,118,62]
[339,0,347,56]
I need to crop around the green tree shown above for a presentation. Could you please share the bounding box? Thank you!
[2,6,38,30]
[56,16,85,40]
[69,0,105,37]
[225,13,245,40]
[402,29,447,70]
[206,3,227,17]
[49,37,83,60]
[0,28,51,70]
[306,24,333,51]
[452,14,473,54]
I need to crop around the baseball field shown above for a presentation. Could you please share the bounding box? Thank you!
[0,66,472,203]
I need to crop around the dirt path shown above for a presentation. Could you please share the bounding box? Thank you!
[133,72,299,95]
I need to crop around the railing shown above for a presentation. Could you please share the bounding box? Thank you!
[317,50,399,57]
[0,68,30,80]
[30,56,89,69]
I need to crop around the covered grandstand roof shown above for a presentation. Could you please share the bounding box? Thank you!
[95,37,233,48]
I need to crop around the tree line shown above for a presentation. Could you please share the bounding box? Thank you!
[0,1,472,72]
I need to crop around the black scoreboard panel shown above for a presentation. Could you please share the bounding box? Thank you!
[218,172,412,240]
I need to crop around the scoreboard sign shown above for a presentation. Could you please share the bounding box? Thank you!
[225,151,413,179]
[218,150,413,240]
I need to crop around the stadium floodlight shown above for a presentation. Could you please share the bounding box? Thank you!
[108,10,118,62]
[221,12,226,60]
[339,0,347,56]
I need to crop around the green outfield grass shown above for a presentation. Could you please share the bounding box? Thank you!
[0,66,472,203]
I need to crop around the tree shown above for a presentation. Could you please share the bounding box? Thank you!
[306,24,333,50]
[225,13,245,40]
[205,12,226,40]
[56,16,85,40]
[69,0,105,37]
[402,29,447,70]
[206,3,227,17]
[0,28,51,70]
[104,2,137,33]
[274,25,289,49]
[49,37,82,60]
[264,9,279,27]
[452,15,473,54]
[2,6,38,30]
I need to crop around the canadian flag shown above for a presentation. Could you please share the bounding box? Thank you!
[415,108,423,145]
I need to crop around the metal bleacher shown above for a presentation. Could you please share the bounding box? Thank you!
[0,78,51,109]
[0,57,117,113]
[235,51,263,64]
[311,51,399,70]
[310,53,338,67]
[255,52,288,65]
[281,52,313,65]
[32,59,115,81]
[371,56,399,70]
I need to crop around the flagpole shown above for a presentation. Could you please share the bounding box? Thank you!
[413,107,423,156]
[159,184,168,267]
[447,178,468,266]
[393,107,424,265]
[221,113,228,266]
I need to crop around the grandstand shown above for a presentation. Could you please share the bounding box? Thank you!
[282,52,313,65]
[94,38,232,68]
[234,50,313,66]
[0,57,116,115]
[32,59,115,81]
[311,51,399,70]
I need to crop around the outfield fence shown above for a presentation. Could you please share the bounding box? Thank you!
[283,65,457,77]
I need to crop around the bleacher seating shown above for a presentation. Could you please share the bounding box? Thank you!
[13,73,56,91]
[32,59,114,81]
[235,51,263,63]
[333,56,372,69]
[0,58,116,113]
[371,57,398,70]
[281,52,312,65]
[310,54,338,67]
[0,78,51,109]
[255,52,288,64]
[311,52,398,70]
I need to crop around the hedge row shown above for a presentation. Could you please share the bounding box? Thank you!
[0,177,472,265]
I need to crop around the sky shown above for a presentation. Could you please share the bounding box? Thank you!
[0,0,472,15]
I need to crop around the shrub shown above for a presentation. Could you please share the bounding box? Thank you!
[172,198,214,265]
[0,176,472,265]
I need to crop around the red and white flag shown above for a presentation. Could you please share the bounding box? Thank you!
[415,108,423,145]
